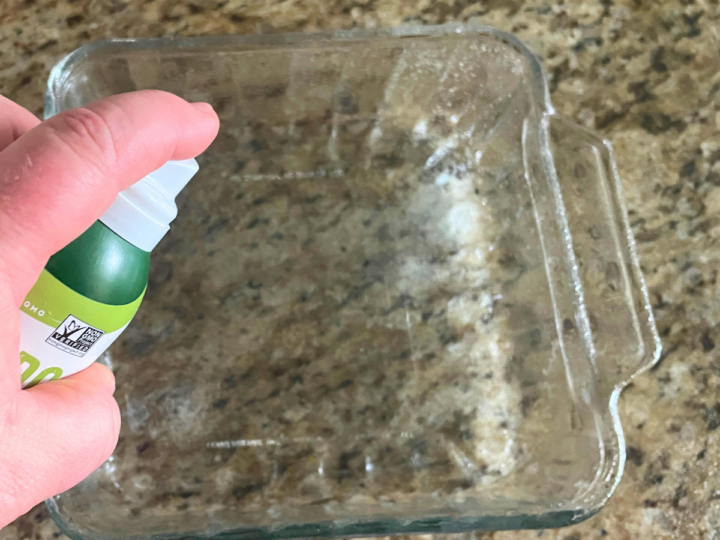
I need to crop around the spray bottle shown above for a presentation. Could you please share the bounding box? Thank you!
[19,160,199,388]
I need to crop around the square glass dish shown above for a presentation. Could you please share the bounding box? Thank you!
[44,23,660,539]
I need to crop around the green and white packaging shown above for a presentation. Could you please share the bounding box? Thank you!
[19,160,199,388]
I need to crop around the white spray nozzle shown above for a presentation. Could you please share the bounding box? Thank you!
[99,159,199,252]
[148,159,199,198]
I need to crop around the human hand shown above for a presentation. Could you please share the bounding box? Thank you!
[0,90,219,526]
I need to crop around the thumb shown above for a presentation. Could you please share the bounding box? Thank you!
[0,363,119,526]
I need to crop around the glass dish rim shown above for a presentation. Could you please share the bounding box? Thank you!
[44,22,554,120]
[43,22,661,538]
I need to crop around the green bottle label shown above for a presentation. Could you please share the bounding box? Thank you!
[19,270,144,388]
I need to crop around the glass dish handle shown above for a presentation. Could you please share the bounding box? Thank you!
[546,115,661,399]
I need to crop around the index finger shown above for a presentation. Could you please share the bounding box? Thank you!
[0,90,219,300]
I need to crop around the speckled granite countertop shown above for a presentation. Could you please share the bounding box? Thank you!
[1,0,719,538]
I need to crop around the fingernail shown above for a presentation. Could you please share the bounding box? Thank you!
[190,102,216,116]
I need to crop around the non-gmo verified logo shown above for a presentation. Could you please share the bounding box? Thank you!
[46,315,105,357]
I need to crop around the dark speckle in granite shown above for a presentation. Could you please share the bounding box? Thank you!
[212,398,229,410]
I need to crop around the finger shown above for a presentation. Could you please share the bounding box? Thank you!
[69,362,116,394]
[0,364,120,526]
[0,305,20,394]
[0,90,219,299]
[0,95,40,151]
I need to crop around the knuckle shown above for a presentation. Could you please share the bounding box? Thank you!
[49,106,121,174]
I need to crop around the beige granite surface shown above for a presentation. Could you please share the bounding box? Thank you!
[1,0,720,538]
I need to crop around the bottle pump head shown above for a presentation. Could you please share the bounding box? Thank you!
[99,159,199,252]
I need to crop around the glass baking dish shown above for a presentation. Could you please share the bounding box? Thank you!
[43,23,660,540]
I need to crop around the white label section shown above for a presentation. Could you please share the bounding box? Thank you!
[20,311,128,387]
